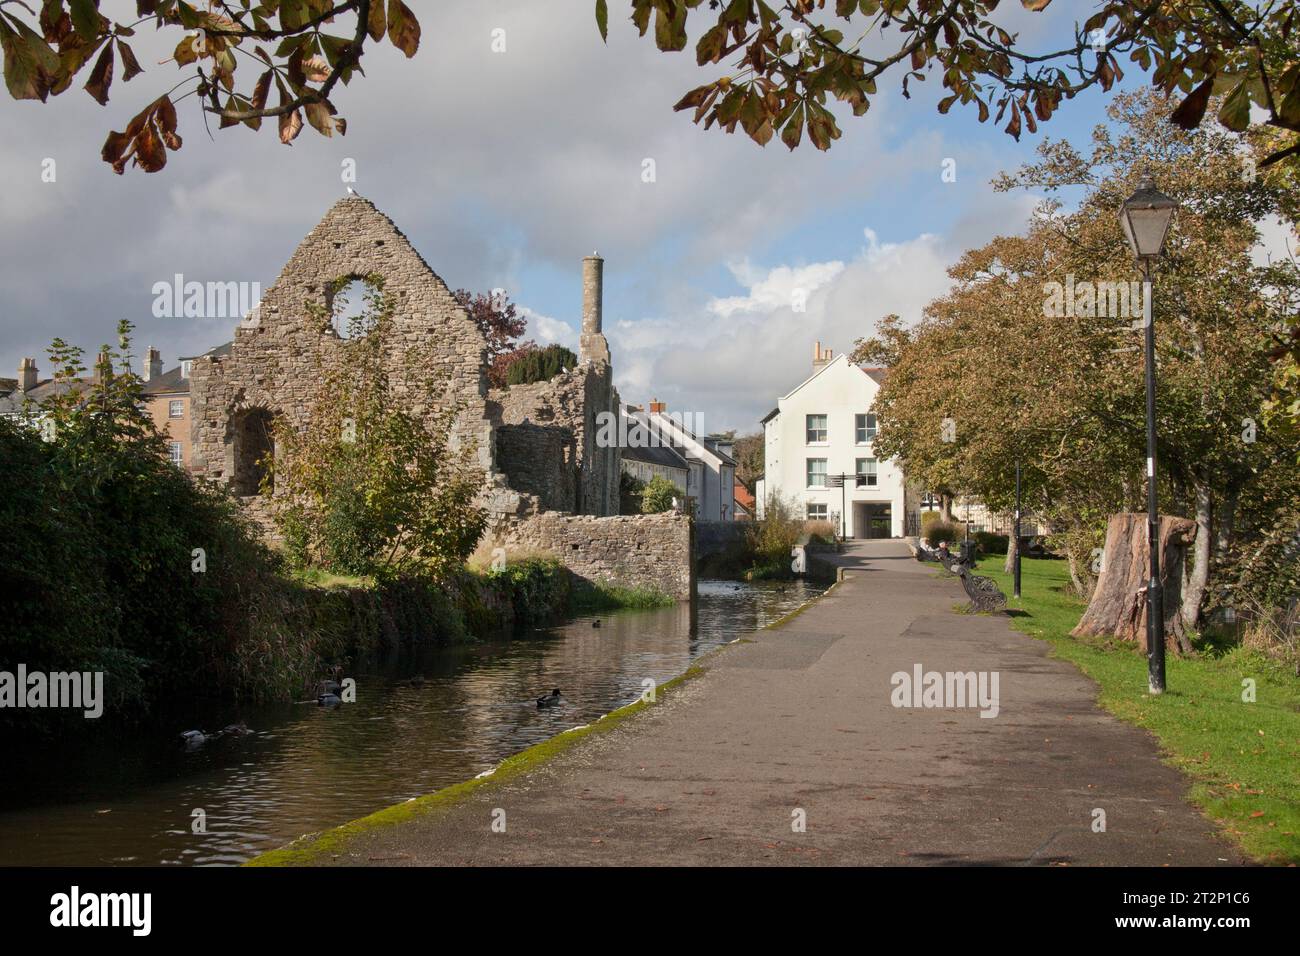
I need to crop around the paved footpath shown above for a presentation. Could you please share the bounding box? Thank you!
[291,541,1244,866]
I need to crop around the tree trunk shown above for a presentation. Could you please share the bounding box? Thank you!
[1066,548,1091,600]
[1180,481,1212,631]
[1215,484,1239,562]
[940,493,954,523]
[1003,529,1019,575]
[1072,512,1197,654]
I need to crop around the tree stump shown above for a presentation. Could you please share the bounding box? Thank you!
[1071,513,1196,654]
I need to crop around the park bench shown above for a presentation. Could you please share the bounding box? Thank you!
[916,539,1007,612]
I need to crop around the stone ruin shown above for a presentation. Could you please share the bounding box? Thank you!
[189,196,691,595]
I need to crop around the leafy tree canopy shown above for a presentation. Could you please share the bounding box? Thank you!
[600,0,1300,169]
[0,0,420,174]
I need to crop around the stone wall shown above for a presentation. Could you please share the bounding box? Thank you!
[487,512,693,599]
[488,361,620,517]
[694,520,748,557]
[189,196,495,494]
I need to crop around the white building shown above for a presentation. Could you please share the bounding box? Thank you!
[758,343,908,538]
[623,402,736,522]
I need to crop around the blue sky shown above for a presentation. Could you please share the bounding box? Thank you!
[0,0,1158,433]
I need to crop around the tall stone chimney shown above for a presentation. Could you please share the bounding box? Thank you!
[813,340,834,372]
[579,252,610,365]
[92,348,111,386]
[145,347,163,382]
[17,357,37,392]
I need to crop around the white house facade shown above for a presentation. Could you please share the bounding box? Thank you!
[759,344,907,538]
[624,403,736,522]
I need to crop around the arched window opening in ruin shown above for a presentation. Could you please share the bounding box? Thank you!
[326,274,384,340]
[232,407,276,496]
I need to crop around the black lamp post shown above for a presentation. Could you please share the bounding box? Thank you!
[1119,175,1178,696]
[1013,460,1022,600]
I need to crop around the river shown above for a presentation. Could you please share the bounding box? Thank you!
[0,578,823,866]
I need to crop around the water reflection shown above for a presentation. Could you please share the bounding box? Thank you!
[0,579,822,865]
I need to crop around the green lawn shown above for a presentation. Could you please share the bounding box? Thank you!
[977,555,1300,865]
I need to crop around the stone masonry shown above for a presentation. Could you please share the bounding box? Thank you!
[189,196,689,598]
[490,512,694,599]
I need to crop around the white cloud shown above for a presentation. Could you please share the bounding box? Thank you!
[518,306,578,350]
[609,226,967,433]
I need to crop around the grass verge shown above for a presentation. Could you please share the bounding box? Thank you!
[979,555,1300,865]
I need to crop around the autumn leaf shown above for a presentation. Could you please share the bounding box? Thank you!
[1218,78,1252,132]
[134,120,166,172]
[305,98,336,137]
[367,0,387,42]
[117,40,143,82]
[0,15,61,101]
[280,107,303,144]
[387,0,420,58]
[83,41,113,105]
[595,0,608,43]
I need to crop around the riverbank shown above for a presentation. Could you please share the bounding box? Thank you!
[250,540,1241,867]
[0,579,818,865]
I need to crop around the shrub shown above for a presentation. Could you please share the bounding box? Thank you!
[0,328,290,725]
[925,521,961,546]
[505,344,577,386]
[920,511,943,533]
[804,519,837,544]
[481,556,571,626]
[269,283,487,578]
[747,493,803,571]
[641,474,682,514]
[974,531,1008,555]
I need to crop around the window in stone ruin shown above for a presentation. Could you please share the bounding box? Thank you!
[325,274,384,340]
[231,407,276,496]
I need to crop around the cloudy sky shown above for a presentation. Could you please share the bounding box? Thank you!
[0,0,1171,433]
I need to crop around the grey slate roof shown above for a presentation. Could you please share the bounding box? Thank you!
[621,440,689,471]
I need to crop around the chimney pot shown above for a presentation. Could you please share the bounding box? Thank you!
[18,357,37,392]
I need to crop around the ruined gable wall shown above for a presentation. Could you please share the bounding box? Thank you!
[190,197,495,489]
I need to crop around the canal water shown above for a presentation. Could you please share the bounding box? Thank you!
[0,579,823,866]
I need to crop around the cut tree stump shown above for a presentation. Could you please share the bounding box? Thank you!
[1071,512,1196,655]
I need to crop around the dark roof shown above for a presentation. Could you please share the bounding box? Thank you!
[760,407,779,425]
[0,378,93,417]
[142,341,232,396]
[622,440,689,470]
[141,366,188,396]
[859,366,888,384]
[180,341,232,362]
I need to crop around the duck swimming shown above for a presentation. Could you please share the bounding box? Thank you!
[536,689,562,708]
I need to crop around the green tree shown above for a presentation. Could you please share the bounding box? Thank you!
[504,344,578,386]
[732,431,764,492]
[872,89,1298,630]
[0,321,281,725]
[270,278,487,576]
[603,0,1300,169]
[452,287,531,389]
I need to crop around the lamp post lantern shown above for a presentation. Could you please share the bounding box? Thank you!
[1119,175,1178,695]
